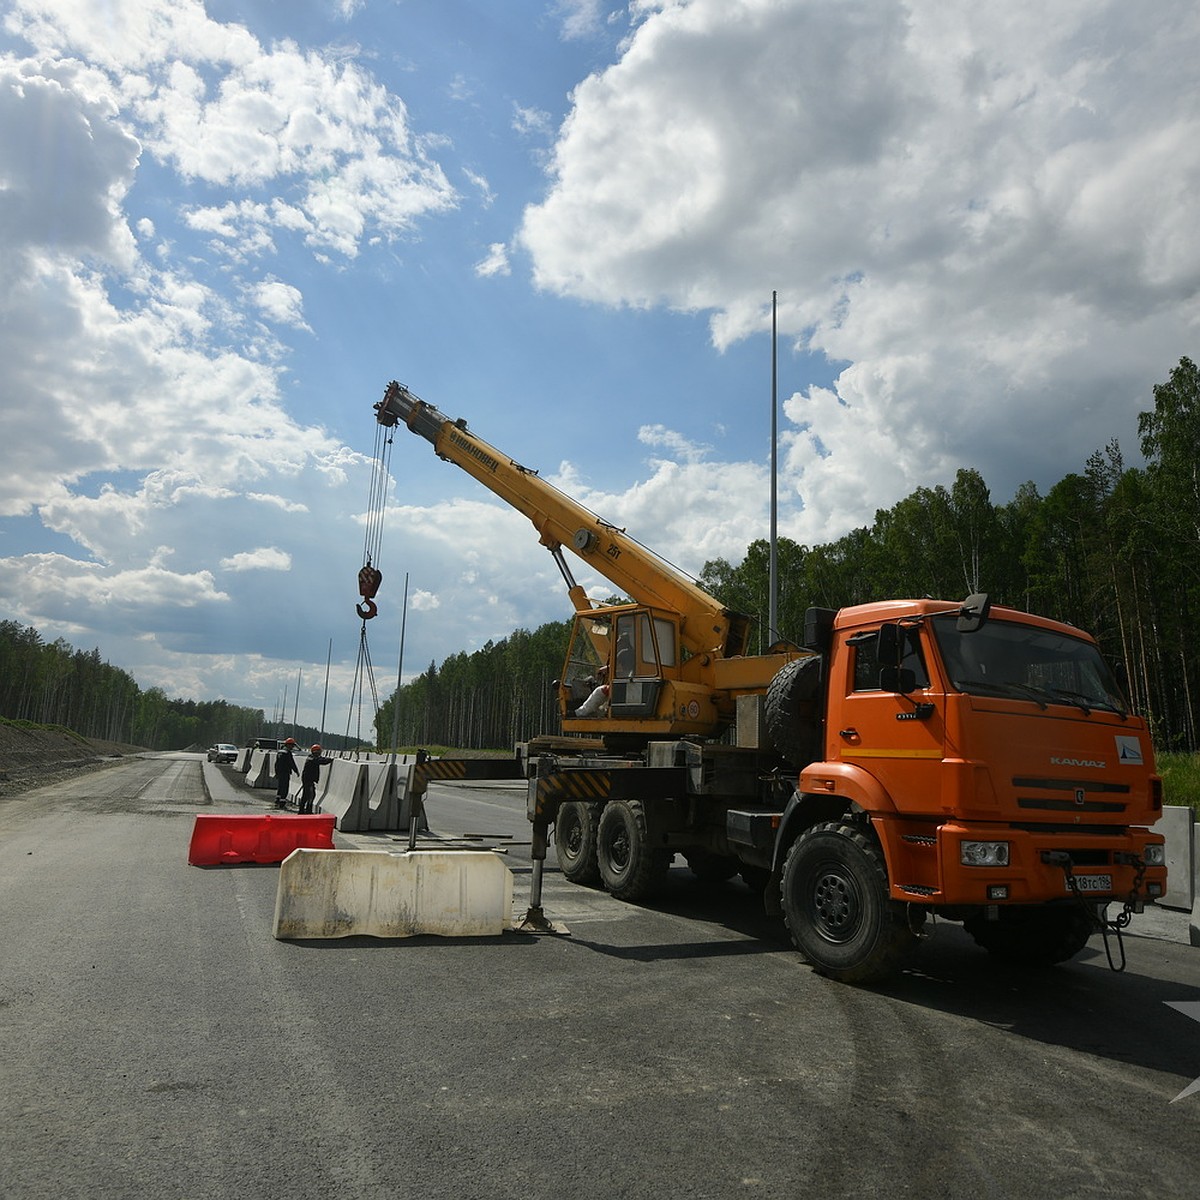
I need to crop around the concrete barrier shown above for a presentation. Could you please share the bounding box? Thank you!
[273,848,513,939]
[1153,805,1196,912]
[319,757,369,831]
[364,761,398,830]
[245,749,275,789]
[1189,821,1200,948]
[237,747,253,774]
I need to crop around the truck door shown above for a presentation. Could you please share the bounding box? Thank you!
[831,624,946,816]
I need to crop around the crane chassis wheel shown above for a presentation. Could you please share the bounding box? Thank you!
[554,801,603,887]
[596,799,670,902]
[780,820,920,984]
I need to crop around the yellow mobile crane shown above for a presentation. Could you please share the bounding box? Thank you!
[375,381,801,747]
[375,381,1166,984]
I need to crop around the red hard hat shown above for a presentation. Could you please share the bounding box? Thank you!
[310,744,322,754]
[284,737,297,745]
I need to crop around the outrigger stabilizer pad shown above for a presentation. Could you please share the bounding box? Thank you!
[516,905,571,935]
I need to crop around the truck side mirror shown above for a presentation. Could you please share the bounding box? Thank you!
[879,666,917,695]
[957,592,991,633]
[876,623,901,665]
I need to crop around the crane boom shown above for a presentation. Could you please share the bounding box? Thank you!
[375,381,750,663]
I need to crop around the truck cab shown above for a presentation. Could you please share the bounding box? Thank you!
[770,597,1167,980]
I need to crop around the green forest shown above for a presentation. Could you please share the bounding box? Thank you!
[376,356,1200,755]
[0,623,363,753]
[0,622,264,749]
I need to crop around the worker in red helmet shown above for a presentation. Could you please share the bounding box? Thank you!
[299,743,333,813]
[274,738,298,808]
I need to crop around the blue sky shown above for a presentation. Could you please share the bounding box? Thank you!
[2,0,1199,736]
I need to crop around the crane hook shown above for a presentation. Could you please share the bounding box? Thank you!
[356,564,382,620]
[358,565,382,600]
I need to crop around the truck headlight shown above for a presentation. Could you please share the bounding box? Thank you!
[1142,844,1166,866]
[961,840,1010,867]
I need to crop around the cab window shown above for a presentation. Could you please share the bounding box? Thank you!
[852,627,929,692]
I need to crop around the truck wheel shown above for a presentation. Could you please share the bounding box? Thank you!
[554,801,602,886]
[597,799,670,902]
[685,850,740,885]
[764,656,822,766]
[780,821,918,984]
[963,906,1096,966]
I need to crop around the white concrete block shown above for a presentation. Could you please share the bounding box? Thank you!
[273,848,513,940]
[1153,805,1195,912]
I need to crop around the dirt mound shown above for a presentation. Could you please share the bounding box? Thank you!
[0,721,151,797]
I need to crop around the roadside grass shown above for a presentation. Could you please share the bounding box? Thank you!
[1158,751,1200,815]
[0,715,91,744]
[384,745,513,759]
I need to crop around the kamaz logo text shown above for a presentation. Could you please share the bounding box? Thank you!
[1051,756,1106,769]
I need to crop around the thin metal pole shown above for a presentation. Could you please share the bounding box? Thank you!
[769,289,779,647]
[292,668,301,739]
[320,639,331,744]
[391,573,409,762]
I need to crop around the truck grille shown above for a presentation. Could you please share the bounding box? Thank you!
[1017,797,1125,813]
[1012,775,1128,814]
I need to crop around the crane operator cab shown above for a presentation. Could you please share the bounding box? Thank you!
[560,603,682,729]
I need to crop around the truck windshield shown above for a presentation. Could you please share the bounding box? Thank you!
[930,615,1127,716]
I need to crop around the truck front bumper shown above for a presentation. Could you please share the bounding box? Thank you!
[880,818,1167,907]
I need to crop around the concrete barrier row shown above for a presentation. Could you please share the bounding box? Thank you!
[296,754,429,834]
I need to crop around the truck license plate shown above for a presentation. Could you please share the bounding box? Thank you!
[1068,873,1113,893]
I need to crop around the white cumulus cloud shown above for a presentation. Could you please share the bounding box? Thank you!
[521,0,1200,541]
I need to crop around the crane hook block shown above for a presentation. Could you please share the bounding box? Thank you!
[358,565,382,600]
[356,599,379,620]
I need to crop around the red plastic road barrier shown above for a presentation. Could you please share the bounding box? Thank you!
[188,813,336,866]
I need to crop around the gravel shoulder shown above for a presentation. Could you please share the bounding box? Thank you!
[0,721,153,798]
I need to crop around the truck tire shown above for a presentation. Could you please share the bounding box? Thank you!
[780,821,918,984]
[554,801,602,886]
[597,799,670,902]
[685,850,740,885]
[764,656,822,766]
[963,905,1095,966]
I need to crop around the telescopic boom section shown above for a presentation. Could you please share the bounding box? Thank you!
[375,380,749,662]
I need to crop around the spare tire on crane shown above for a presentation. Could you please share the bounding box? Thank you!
[764,655,823,767]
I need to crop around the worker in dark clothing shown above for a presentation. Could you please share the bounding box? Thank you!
[299,743,334,814]
[274,737,298,808]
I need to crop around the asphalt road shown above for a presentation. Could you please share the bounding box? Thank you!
[3,752,1200,1200]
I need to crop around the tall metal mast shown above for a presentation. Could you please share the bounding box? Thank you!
[768,289,779,647]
